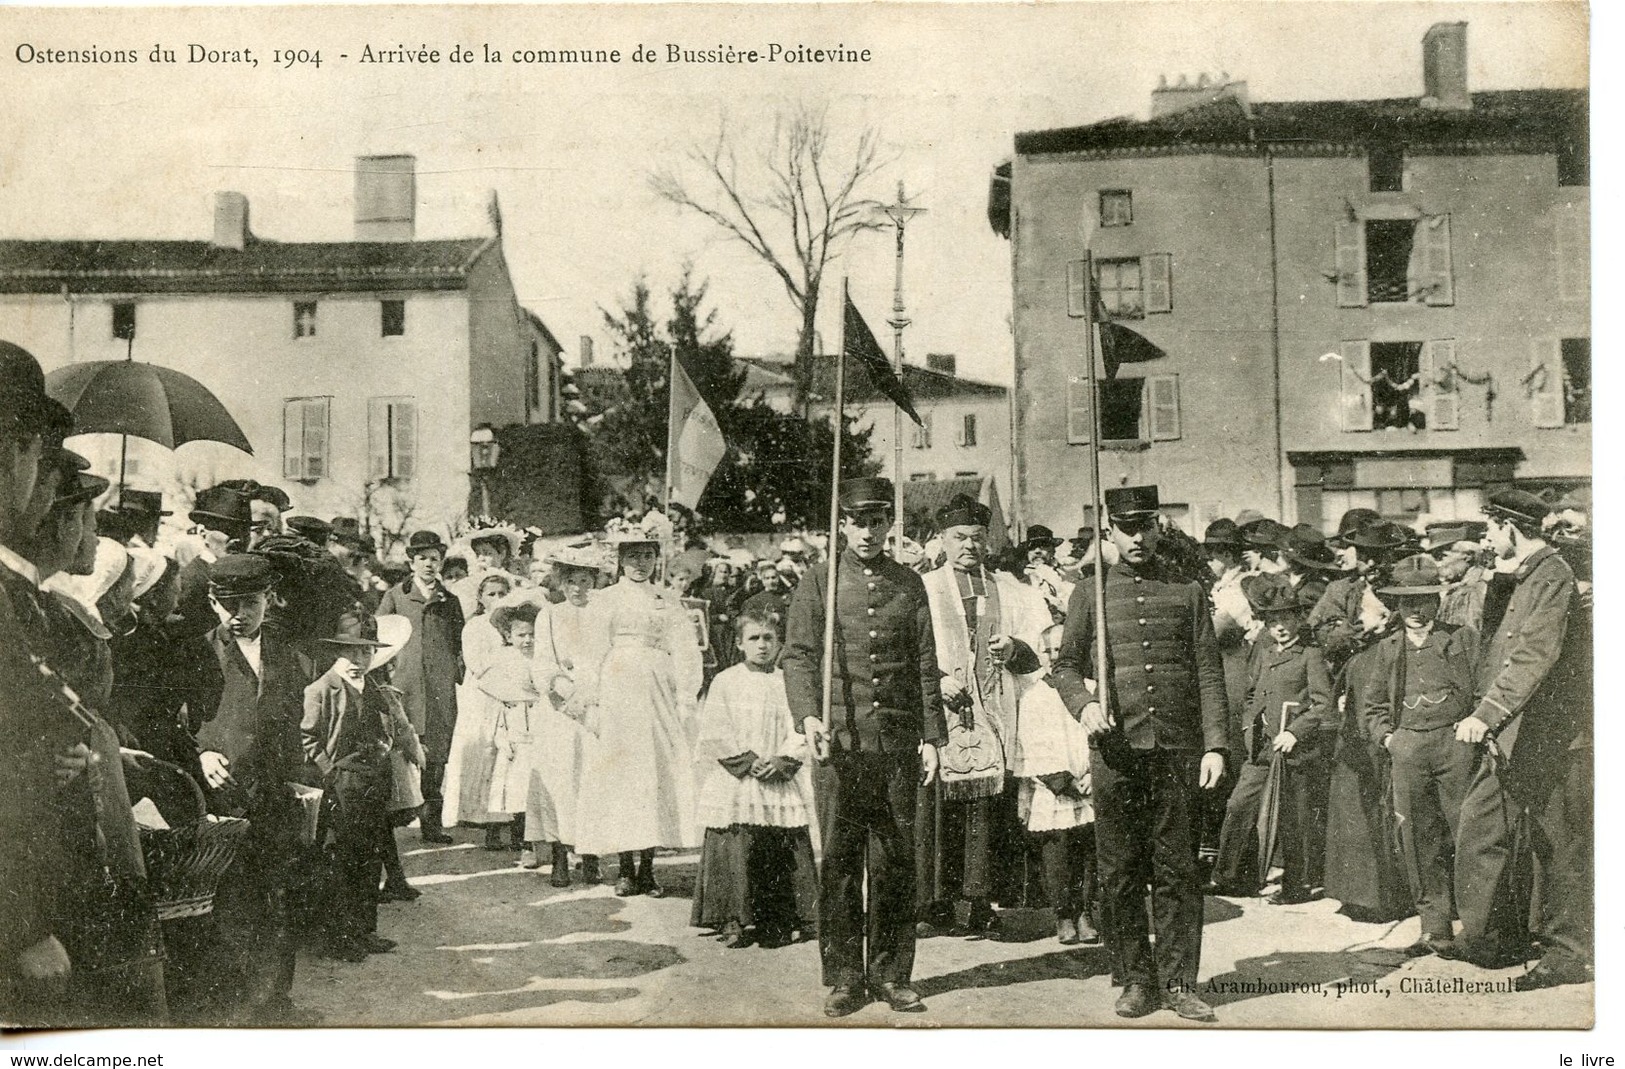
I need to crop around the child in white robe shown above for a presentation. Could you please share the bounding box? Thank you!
[690,610,817,948]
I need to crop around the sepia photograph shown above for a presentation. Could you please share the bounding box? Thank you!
[0,0,1595,1038]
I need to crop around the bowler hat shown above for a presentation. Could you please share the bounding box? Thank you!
[217,478,291,513]
[1020,524,1064,549]
[404,530,448,557]
[1329,508,1383,547]
[208,553,275,598]
[1105,485,1160,522]
[1379,554,1448,596]
[285,516,332,544]
[1344,521,1410,552]
[52,449,108,506]
[838,477,894,512]
[1279,524,1341,572]
[936,493,991,530]
[189,486,252,531]
[1240,518,1289,549]
[0,341,60,437]
[114,488,170,518]
[1202,518,1245,549]
[1483,489,1550,528]
[319,610,387,649]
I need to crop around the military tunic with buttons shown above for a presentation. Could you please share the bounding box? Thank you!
[1051,558,1227,991]
[782,548,947,989]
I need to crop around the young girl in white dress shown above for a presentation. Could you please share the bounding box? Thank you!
[441,573,522,849]
[571,522,703,896]
[524,543,605,885]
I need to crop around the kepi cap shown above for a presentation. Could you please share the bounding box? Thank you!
[1105,485,1159,522]
[838,477,894,512]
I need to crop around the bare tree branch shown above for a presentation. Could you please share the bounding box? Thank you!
[649,104,896,411]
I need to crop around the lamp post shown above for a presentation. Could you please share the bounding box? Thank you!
[469,423,500,517]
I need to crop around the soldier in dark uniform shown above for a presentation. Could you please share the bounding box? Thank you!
[781,477,946,1018]
[195,554,313,1023]
[1445,490,1589,988]
[1051,486,1228,1022]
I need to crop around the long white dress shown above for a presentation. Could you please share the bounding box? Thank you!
[441,614,508,826]
[524,599,600,845]
[572,578,704,856]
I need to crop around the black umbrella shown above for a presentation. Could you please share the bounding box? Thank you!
[45,355,253,489]
[1255,701,1299,890]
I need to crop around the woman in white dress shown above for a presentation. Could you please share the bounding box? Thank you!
[572,520,704,896]
[525,542,605,885]
[440,572,520,849]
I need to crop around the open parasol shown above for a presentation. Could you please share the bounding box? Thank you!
[45,349,253,491]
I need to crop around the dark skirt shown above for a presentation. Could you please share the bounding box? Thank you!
[690,824,818,932]
[1322,703,1413,920]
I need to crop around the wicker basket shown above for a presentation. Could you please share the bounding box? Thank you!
[134,758,251,921]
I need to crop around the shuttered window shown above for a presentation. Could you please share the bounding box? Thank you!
[368,397,417,481]
[282,397,330,481]
[1066,259,1090,318]
[1555,203,1588,303]
[1144,253,1172,314]
[1529,339,1564,429]
[1066,374,1093,445]
[1340,341,1373,432]
[1334,223,1367,307]
[1420,214,1454,306]
[1421,340,1459,431]
[1146,374,1181,440]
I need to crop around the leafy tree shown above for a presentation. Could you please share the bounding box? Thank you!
[574,269,877,529]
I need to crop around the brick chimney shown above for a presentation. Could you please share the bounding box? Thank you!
[579,336,594,367]
[1151,72,1250,119]
[926,353,957,376]
[1421,22,1471,110]
[212,191,251,250]
[354,155,416,242]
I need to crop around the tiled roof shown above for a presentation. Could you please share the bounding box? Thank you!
[1015,89,1587,156]
[902,476,985,519]
[0,237,495,295]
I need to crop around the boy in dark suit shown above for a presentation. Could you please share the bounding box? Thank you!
[1209,573,1333,903]
[195,554,312,1024]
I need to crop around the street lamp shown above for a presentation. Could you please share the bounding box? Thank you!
[469,423,500,516]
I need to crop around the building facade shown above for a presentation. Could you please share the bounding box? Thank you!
[0,156,566,537]
[993,22,1588,537]
[743,352,1013,488]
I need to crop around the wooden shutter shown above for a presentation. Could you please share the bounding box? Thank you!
[1146,374,1181,440]
[1340,340,1373,432]
[283,401,304,480]
[303,398,329,478]
[368,398,391,480]
[1066,375,1093,444]
[1144,253,1172,314]
[1530,339,1564,428]
[1556,204,1588,303]
[1422,341,1459,431]
[1066,259,1090,318]
[1421,214,1454,306]
[392,401,417,480]
[1335,222,1367,307]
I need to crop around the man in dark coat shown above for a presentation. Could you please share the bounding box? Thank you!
[375,530,465,843]
[1360,554,1480,956]
[174,486,252,637]
[1445,491,1589,988]
[195,554,312,1023]
[1051,486,1228,1022]
[781,477,945,1018]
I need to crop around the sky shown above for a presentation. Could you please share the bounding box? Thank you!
[0,2,1588,386]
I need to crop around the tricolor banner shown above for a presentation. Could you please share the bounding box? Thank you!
[666,355,726,511]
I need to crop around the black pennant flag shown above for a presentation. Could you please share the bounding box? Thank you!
[843,294,922,426]
[1098,320,1166,380]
